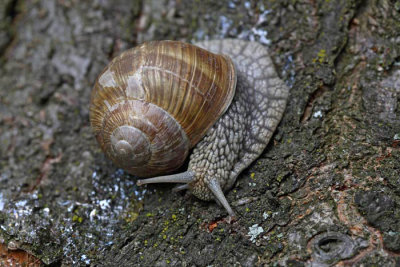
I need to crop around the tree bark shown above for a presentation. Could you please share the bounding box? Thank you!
[0,0,399,266]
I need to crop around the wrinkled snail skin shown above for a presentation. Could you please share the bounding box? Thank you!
[91,39,289,217]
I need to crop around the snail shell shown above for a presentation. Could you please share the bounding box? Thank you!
[90,41,236,177]
[90,39,289,217]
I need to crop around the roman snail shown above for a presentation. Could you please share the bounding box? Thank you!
[90,39,289,217]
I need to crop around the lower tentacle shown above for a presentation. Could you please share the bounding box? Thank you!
[206,179,235,217]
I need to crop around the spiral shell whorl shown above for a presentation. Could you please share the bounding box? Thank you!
[110,125,150,167]
[91,98,190,177]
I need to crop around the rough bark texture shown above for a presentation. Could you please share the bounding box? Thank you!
[0,0,399,266]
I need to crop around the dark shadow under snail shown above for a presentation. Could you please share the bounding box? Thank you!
[90,39,289,217]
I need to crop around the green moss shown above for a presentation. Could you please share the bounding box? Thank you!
[72,215,83,223]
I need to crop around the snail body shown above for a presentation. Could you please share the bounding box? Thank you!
[90,39,289,217]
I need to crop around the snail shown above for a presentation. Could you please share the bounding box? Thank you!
[90,39,289,217]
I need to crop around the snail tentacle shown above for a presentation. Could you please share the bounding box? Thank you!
[136,171,195,186]
[207,178,235,217]
[172,184,190,192]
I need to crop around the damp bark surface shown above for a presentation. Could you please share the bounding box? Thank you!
[0,0,399,266]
